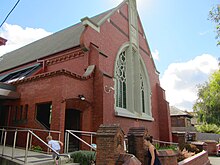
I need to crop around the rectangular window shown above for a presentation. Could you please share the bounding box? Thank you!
[24,104,28,120]
[11,105,28,124]
[12,106,16,121]
[15,106,18,121]
[36,102,52,130]
[141,90,145,113]
[20,105,23,120]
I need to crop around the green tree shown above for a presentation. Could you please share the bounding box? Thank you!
[209,5,220,46]
[193,70,220,126]
[196,123,220,134]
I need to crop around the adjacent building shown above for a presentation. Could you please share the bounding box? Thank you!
[170,106,196,145]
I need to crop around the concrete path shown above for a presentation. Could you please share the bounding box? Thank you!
[0,146,69,165]
[209,156,220,165]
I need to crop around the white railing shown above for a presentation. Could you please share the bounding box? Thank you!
[0,126,61,152]
[0,127,70,164]
[64,130,97,153]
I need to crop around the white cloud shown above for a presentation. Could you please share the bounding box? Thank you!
[160,54,219,111]
[151,49,159,61]
[199,29,211,36]
[0,23,52,56]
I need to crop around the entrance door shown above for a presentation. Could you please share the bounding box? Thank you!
[0,105,9,127]
[0,105,9,144]
[65,109,80,152]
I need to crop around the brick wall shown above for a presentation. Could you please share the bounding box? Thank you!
[171,117,187,127]
[81,1,171,140]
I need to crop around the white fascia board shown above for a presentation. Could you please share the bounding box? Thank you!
[81,17,100,33]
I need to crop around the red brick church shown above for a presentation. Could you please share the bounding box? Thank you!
[0,0,172,144]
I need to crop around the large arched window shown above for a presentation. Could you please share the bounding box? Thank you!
[114,45,153,121]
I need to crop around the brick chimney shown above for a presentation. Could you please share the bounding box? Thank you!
[0,37,7,46]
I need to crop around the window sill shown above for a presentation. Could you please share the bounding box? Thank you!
[115,108,154,121]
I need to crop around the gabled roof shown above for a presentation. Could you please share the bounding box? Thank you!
[170,106,192,118]
[0,0,152,75]
[0,7,116,73]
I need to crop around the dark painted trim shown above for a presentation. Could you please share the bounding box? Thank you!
[103,72,112,79]
[139,46,150,56]
[99,52,108,58]
[119,11,128,21]
[110,20,129,38]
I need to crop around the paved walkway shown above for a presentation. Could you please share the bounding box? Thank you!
[0,146,69,165]
[209,156,220,165]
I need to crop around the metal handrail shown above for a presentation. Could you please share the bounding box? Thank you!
[65,130,97,153]
[0,128,70,164]
[153,139,178,145]
[153,139,179,150]
[67,130,97,135]
[0,126,61,151]
[0,126,61,134]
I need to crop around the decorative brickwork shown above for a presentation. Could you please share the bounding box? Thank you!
[11,67,94,85]
[45,49,85,66]
[96,124,125,165]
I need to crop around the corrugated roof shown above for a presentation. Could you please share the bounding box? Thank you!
[0,9,114,73]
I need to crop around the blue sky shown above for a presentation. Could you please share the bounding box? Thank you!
[0,0,219,111]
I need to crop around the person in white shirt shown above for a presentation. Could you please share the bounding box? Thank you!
[46,135,63,165]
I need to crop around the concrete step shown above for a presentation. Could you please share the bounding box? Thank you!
[0,146,72,165]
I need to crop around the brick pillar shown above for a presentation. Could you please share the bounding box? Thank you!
[176,133,186,149]
[96,124,125,165]
[157,84,172,142]
[204,140,218,155]
[127,127,148,164]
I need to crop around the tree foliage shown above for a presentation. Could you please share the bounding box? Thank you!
[193,70,220,126]
[209,5,220,46]
[196,123,220,134]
